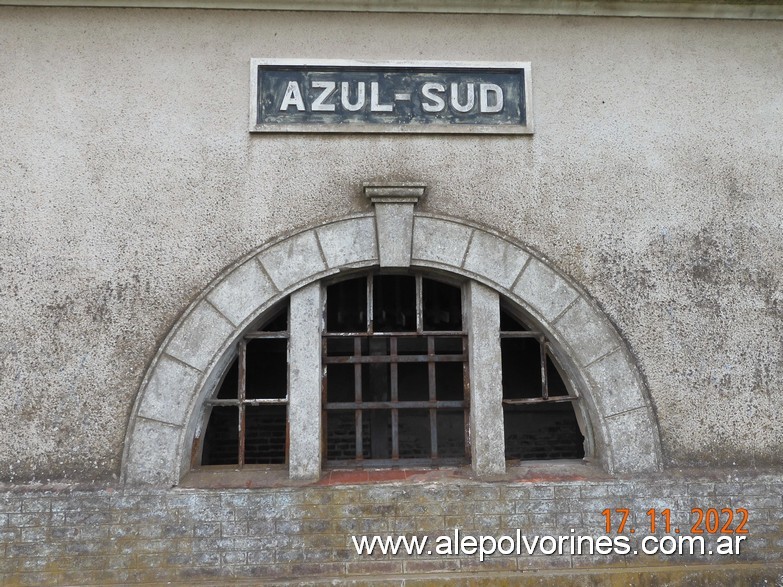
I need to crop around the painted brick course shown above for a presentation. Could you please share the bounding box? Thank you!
[1,470,782,585]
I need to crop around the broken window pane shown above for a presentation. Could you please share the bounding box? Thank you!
[398,362,429,401]
[373,275,415,332]
[398,410,430,458]
[216,359,238,400]
[501,337,543,399]
[504,403,585,460]
[200,303,289,469]
[326,364,355,403]
[501,309,584,461]
[246,339,287,400]
[326,410,357,461]
[437,410,466,459]
[423,278,462,331]
[201,406,239,465]
[327,277,366,333]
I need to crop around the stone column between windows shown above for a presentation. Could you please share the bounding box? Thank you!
[288,282,322,480]
[466,281,506,476]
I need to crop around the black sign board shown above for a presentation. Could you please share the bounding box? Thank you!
[250,60,532,134]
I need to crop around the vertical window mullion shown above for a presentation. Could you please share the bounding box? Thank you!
[368,274,374,334]
[415,274,423,333]
[238,340,247,468]
[288,282,323,480]
[466,281,505,476]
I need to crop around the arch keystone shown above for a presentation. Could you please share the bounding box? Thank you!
[364,182,425,267]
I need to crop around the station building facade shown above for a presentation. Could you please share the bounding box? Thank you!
[1,1,782,584]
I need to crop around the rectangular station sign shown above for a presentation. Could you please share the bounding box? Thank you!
[250,59,532,134]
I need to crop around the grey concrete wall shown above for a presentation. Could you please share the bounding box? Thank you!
[1,6,782,482]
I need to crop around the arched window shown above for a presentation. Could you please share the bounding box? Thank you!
[124,205,662,486]
[195,271,585,472]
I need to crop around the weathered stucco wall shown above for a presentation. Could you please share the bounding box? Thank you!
[1,6,782,482]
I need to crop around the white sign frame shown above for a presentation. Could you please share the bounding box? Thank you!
[249,59,533,135]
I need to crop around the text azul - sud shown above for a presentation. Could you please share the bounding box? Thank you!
[278,80,505,114]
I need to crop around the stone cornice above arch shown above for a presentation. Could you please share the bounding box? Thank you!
[121,211,662,486]
[2,0,782,21]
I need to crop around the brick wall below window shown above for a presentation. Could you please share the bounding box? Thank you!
[1,469,782,585]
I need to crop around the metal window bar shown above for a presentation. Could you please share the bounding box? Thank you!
[462,334,471,459]
[322,331,466,337]
[323,354,465,364]
[354,336,362,461]
[428,335,438,459]
[390,336,399,460]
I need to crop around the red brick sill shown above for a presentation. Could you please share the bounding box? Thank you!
[179,460,607,489]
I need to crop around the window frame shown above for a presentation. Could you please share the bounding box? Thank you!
[191,269,587,476]
[321,272,471,467]
[192,303,290,470]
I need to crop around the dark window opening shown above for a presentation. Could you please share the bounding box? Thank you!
[500,308,585,461]
[373,275,416,332]
[504,403,585,460]
[201,406,238,466]
[197,278,587,473]
[324,274,469,467]
[199,302,289,467]
[326,277,366,333]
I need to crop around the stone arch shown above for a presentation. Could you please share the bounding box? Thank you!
[122,200,662,485]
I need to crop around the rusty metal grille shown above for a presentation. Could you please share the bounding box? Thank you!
[199,306,289,468]
[323,274,470,467]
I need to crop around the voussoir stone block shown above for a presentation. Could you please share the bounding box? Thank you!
[257,230,326,291]
[462,230,529,289]
[585,349,647,417]
[513,258,579,322]
[206,259,278,327]
[125,419,182,486]
[316,217,378,268]
[604,407,661,473]
[412,217,473,268]
[137,355,202,426]
[553,297,619,367]
[165,301,235,372]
